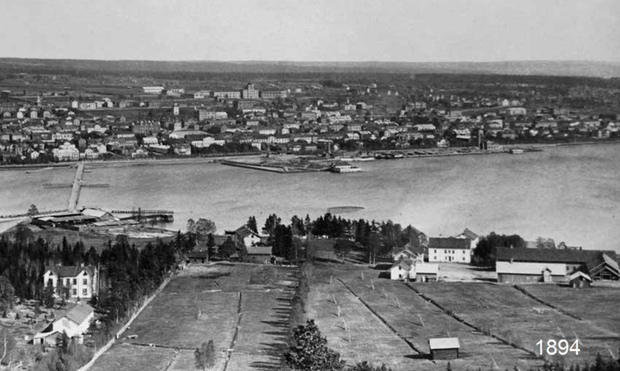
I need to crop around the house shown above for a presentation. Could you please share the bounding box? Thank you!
[495,247,619,284]
[245,246,272,264]
[43,265,98,299]
[428,237,472,263]
[392,245,423,262]
[429,337,460,360]
[188,250,209,264]
[390,258,413,280]
[33,303,94,345]
[230,225,264,248]
[568,271,592,289]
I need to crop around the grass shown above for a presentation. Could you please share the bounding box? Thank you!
[89,343,176,371]
[306,264,435,371]
[90,263,298,371]
[412,282,620,365]
[519,284,620,331]
[343,275,542,371]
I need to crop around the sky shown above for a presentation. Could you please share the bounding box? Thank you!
[1,0,619,62]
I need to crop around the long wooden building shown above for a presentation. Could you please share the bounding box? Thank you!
[496,247,620,283]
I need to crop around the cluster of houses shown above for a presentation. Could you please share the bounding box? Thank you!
[187,225,275,264]
[32,264,99,346]
[2,80,619,164]
[389,228,619,286]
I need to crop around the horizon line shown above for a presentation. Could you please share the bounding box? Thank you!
[1,57,620,65]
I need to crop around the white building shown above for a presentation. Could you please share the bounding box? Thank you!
[428,237,472,263]
[43,265,98,300]
[33,303,94,345]
[143,86,165,94]
[52,142,80,161]
[191,136,225,148]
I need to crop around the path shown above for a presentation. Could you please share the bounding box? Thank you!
[68,162,84,211]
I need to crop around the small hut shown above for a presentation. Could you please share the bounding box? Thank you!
[568,271,592,288]
[429,337,460,360]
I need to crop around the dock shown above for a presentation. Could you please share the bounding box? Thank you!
[111,209,174,222]
[67,162,85,212]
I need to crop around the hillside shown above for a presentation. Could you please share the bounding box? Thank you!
[1,58,619,77]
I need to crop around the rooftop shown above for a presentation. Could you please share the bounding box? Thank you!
[496,247,617,264]
[429,237,471,250]
[429,337,460,350]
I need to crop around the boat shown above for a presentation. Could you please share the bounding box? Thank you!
[330,164,362,173]
[510,149,524,154]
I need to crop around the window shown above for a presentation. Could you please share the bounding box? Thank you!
[72,289,77,296]
[65,279,70,286]
[83,279,88,285]
[82,289,88,296]
[73,278,77,285]
[83,271,88,276]
[463,257,466,261]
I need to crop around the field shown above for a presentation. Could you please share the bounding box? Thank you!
[89,263,298,371]
[412,282,620,365]
[517,284,620,341]
[306,264,543,371]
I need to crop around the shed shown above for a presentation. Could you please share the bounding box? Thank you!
[415,263,439,282]
[188,251,209,264]
[429,337,460,360]
[245,246,272,264]
[568,271,592,288]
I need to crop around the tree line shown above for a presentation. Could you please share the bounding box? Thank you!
[245,213,427,264]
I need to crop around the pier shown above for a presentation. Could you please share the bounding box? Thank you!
[111,209,174,222]
[67,163,85,212]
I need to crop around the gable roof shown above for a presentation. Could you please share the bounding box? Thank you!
[429,337,460,350]
[458,228,479,240]
[234,225,260,239]
[496,247,617,265]
[46,265,96,278]
[429,237,471,250]
[586,253,620,277]
[568,271,592,282]
[61,303,94,325]
[390,257,413,271]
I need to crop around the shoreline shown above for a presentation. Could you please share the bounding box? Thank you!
[1,139,619,172]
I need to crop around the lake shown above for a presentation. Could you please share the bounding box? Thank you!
[1,144,618,252]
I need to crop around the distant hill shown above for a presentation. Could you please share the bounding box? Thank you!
[1,58,619,78]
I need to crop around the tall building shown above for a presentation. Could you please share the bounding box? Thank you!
[242,83,259,99]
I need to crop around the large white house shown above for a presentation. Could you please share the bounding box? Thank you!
[428,237,472,263]
[43,265,98,300]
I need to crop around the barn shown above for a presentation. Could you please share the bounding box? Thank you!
[429,337,460,360]
[496,247,619,284]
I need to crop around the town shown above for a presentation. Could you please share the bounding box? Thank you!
[1,70,620,166]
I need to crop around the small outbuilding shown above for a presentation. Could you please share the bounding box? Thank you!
[188,251,209,264]
[245,246,272,264]
[568,271,592,288]
[415,263,439,282]
[429,337,460,360]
